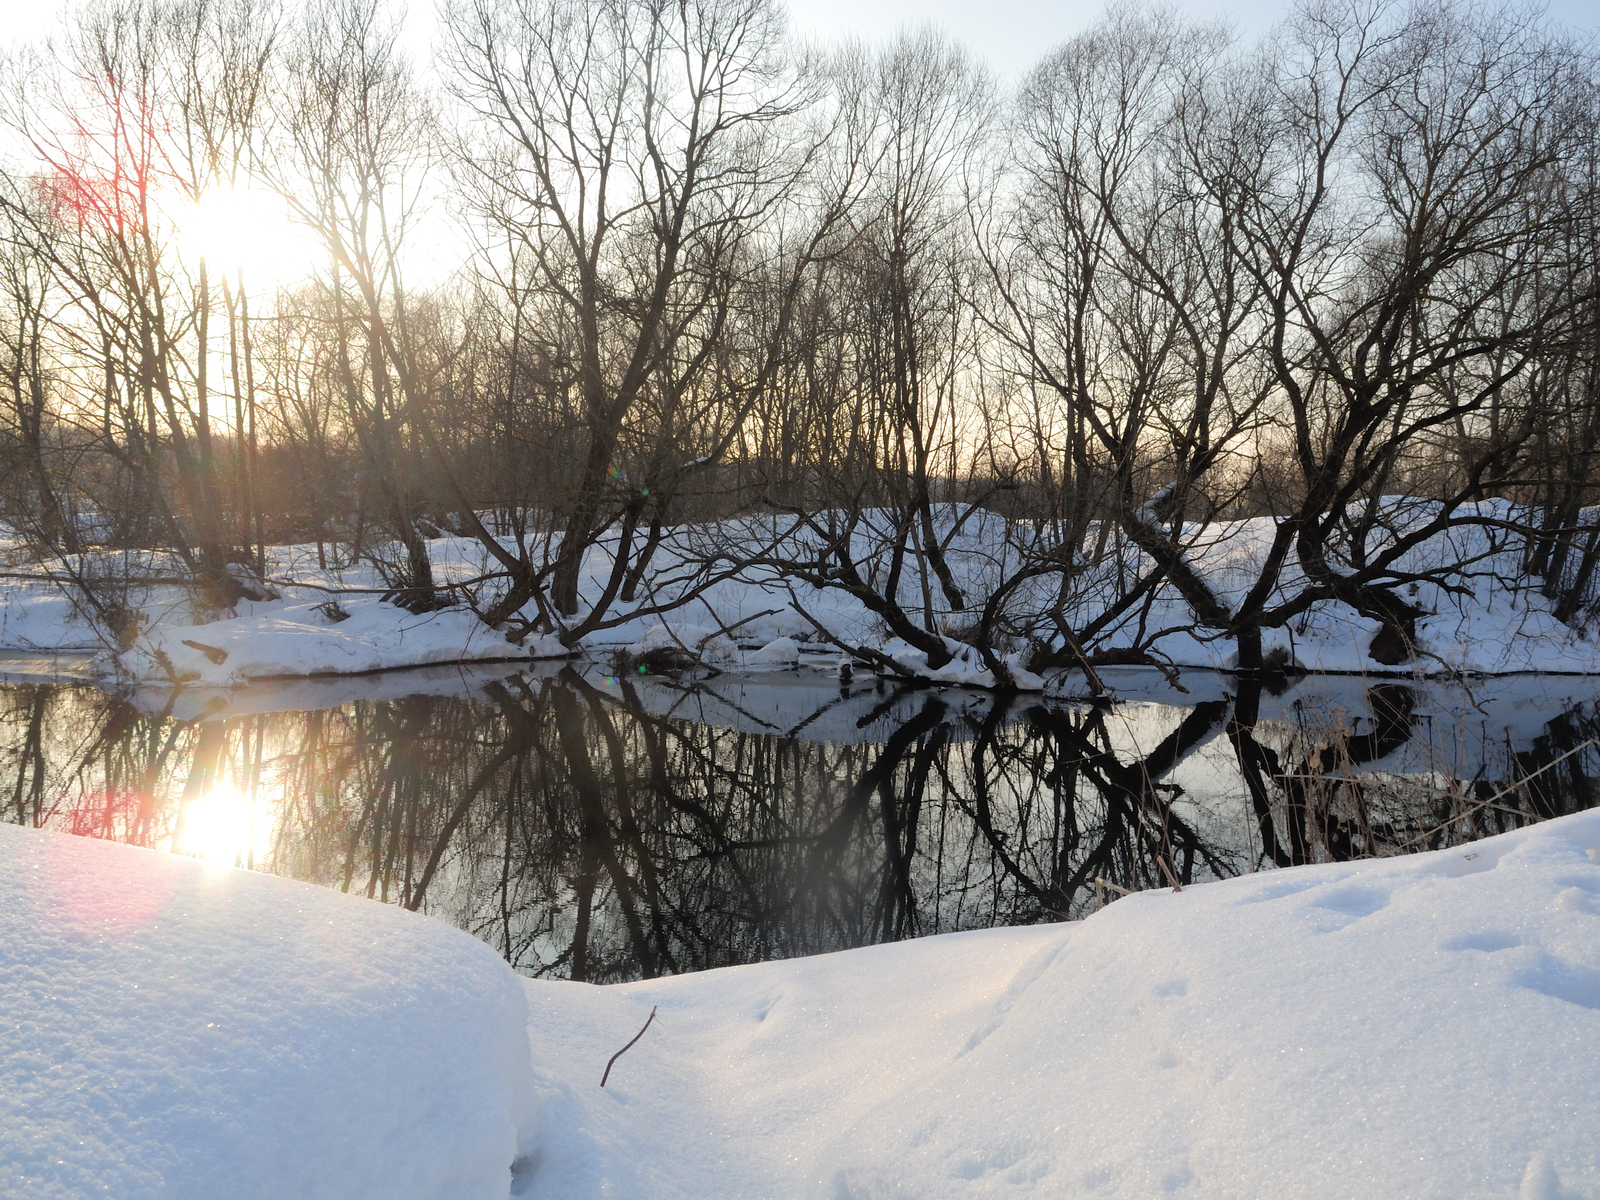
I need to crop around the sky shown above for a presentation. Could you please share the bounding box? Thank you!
[0,0,1593,285]
[1,0,1595,82]
[783,0,1600,78]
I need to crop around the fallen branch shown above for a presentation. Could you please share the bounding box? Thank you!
[694,596,781,645]
[600,1006,657,1088]
[181,639,228,664]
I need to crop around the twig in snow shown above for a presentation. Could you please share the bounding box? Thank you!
[694,595,781,646]
[600,1006,657,1088]
[1095,875,1132,907]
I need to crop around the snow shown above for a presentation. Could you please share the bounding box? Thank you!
[5,494,1600,689]
[877,635,1044,689]
[514,808,1600,1198]
[115,597,566,687]
[1080,499,1600,677]
[0,822,536,1200]
[746,635,801,664]
[4,677,1599,1197]
[0,583,101,651]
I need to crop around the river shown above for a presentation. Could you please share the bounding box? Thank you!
[5,656,1597,982]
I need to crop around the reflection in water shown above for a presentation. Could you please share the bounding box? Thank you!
[4,666,1598,982]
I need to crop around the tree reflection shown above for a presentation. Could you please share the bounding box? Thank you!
[2,670,1597,982]
[1229,678,1600,866]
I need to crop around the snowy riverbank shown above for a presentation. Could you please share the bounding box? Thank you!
[4,809,1598,1198]
[517,808,1600,1199]
[8,500,1600,689]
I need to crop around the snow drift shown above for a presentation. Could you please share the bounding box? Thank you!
[0,823,537,1200]
[514,808,1600,1198]
[118,597,565,687]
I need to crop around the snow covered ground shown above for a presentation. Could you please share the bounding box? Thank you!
[516,808,1600,1199]
[0,823,536,1200]
[5,496,1600,688]
[4,807,1598,1198]
[124,597,564,686]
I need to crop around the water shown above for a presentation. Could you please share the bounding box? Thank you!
[5,658,1599,982]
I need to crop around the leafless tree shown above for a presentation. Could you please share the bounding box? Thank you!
[443,0,820,632]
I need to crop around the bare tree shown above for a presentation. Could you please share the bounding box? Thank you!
[269,0,446,609]
[444,0,815,629]
[0,0,278,615]
[1228,0,1598,663]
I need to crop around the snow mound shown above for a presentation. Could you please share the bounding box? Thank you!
[747,636,800,665]
[115,597,564,686]
[0,824,536,1200]
[516,809,1600,1198]
[880,636,1044,690]
[0,582,101,651]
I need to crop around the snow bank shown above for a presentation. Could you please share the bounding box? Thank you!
[0,824,536,1200]
[0,581,100,651]
[116,597,565,686]
[19,496,1600,687]
[1079,499,1600,676]
[747,635,800,665]
[515,809,1600,1198]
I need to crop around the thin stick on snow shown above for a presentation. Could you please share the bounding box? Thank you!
[600,1006,657,1088]
[693,595,782,645]
[1095,876,1132,909]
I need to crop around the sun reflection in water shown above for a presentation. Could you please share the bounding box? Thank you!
[174,781,260,867]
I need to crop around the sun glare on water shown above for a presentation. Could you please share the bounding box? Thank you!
[174,781,262,867]
[177,185,314,289]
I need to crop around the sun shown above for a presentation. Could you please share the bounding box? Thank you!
[177,184,316,289]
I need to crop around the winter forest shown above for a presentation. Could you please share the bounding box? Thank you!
[0,0,1596,687]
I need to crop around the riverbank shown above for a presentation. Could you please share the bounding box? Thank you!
[515,806,1600,1199]
[7,501,1600,690]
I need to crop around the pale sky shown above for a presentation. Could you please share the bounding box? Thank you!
[1,0,1595,80]
[783,0,1600,78]
[0,0,1594,289]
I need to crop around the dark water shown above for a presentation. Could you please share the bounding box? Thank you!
[5,659,1599,982]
